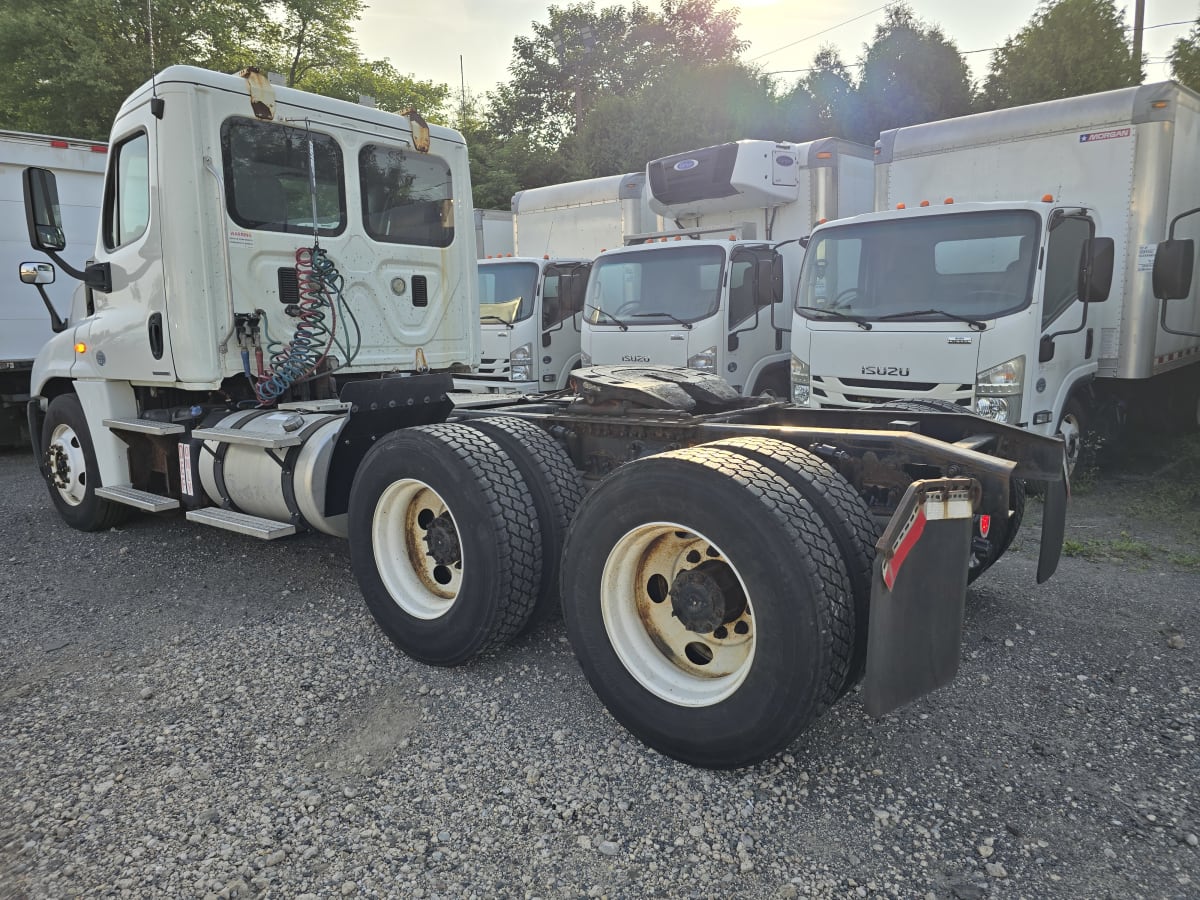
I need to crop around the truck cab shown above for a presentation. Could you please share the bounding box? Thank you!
[581,237,789,396]
[791,200,1113,466]
[454,255,590,393]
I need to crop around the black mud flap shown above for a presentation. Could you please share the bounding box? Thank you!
[1037,461,1069,584]
[322,374,454,517]
[26,399,45,462]
[862,478,978,718]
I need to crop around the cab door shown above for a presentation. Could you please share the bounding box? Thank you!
[82,107,173,382]
[541,262,590,388]
[1036,211,1100,434]
[726,247,780,395]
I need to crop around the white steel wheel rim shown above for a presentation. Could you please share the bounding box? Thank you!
[48,422,88,506]
[601,522,755,708]
[1059,413,1082,474]
[371,479,464,620]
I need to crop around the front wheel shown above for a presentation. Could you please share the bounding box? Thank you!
[561,445,853,769]
[41,393,129,531]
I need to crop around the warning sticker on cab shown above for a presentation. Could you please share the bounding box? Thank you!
[1079,127,1131,143]
[228,229,254,247]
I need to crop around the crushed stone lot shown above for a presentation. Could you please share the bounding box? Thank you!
[1,436,1197,900]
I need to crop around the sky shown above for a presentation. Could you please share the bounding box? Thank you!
[353,1,1197,99]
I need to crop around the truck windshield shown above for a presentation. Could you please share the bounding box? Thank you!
[586,245,724,326]
[796,210,1041,323]
[478,261,539,325]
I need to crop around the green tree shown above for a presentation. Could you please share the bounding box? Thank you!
[981,0,1141,110]
[490,0,747,149]
[779,45,862,141]
[573,63,778,177]
[1169,20,1200,92]
[857,5,972,140]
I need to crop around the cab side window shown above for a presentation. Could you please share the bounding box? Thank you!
[103,132,150,250]
[1042,215,1093,328]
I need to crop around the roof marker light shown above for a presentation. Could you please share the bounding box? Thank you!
[896,203,906,209]
[816,151,833,159]
[919,200,930,207]
[1042,194,1054,202]
[944,197,954,205]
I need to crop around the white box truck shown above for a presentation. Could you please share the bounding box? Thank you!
[455,172,659,393]
[473,208,513,258]
[582,139,873,398]
[1,131,107,443]
[790,82,1200,471]
[17,66,1070,770]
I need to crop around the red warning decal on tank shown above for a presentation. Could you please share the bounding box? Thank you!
[1079,128,1131,143]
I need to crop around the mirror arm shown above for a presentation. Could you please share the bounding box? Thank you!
[1044,297,1090,344]
[1168,206,1200,240]
[43,249,111,293]
[1160,296,1200,338]
[33,284,68,333]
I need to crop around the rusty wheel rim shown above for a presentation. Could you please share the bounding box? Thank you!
[601,522,755,707]
[371,479,464,619]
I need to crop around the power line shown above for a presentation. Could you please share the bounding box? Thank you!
[748,2,900,62]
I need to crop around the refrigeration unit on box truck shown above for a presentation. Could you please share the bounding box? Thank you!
[455,172,658,393]
[582,139,873,398]
[1,131,107,443]
[790,81,1200,471]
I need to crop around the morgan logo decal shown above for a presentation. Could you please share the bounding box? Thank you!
[861,365,910,377]
[673,159,699,171]
[1079,128,1131,143]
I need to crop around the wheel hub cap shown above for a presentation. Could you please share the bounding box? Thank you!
[423,513,461,566]
[670,562,745,634]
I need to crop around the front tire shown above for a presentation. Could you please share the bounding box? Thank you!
[41,393,129,532]
[561,445,853,769]
[348,423,541,666]
[1056,396,1087,478]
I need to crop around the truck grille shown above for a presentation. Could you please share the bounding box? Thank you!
[475,357,510,377]
[812,375,973,409]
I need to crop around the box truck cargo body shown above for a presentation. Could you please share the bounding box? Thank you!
[1,131,107,442]
[582,139,873,397]
[473,208,514,258]
[791,82,1200,465]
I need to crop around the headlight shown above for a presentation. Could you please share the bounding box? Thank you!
[510,343,533,382]
[687,346,717,372]
[975,356,1024,424]
[790,355,811,405]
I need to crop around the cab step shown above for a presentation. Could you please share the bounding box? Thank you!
[185,507,296,539]
[190,426,303,449]
[103,417,186,436]
[95,485,180,512]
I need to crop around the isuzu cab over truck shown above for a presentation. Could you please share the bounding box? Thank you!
[456,173,656,394]
[1,130,107,443]
[582,139,873,398]
[18,67,1070,770]
[791,82,1200,472]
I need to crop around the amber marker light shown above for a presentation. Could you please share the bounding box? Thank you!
[919,200,930,207]
[1042,194,1055,202]
[896,203,906,209]
[944,197,954,204]
[74,342,87,354]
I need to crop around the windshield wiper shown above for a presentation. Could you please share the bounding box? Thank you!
[875,308,986,331]
[585,304,629,331]
[630,312,693,329]
[479,315,510,325]
[806,308,872,331]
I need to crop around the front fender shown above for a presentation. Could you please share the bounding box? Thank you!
[30,324,83,399]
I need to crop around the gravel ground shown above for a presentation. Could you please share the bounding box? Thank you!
[0,439,1197,900]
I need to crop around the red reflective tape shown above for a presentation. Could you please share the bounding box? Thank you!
[90,144,107,153]
[50,139,68,148]
[883,508,927,590]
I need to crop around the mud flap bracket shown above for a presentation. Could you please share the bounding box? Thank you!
[862,477,979,718]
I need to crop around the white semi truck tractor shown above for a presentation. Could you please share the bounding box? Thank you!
[791,82,1200,473]
[19,66,1071,770]
[581,139,873,398]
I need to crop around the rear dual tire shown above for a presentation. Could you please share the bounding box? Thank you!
[561,445,854,769]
